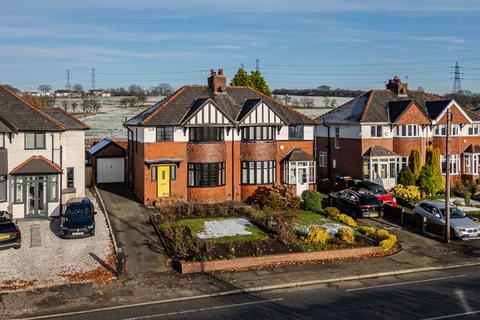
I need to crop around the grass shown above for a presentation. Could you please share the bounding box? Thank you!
[297,210,332,227]
[162,217,270,244]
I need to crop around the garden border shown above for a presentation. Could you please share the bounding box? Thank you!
[178,246,385,274]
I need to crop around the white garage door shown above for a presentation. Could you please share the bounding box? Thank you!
[97,158,125,183]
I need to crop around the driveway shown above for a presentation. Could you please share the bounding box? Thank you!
[95,184,167,277]
[0,189,115,292]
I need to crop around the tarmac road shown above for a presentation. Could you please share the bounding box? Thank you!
[20,265,480,320]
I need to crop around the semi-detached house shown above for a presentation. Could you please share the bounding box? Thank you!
[125,69,317,205]
[0,85,89,219]
[316,77,480,189]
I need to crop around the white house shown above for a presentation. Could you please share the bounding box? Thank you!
[0,85,90,219]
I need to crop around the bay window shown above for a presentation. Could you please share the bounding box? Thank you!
[0,175,6,202]
[187,162,225,187]
[241,160,276,184]
[441,154,460,174]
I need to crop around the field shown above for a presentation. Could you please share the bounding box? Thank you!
[58,95,352,140]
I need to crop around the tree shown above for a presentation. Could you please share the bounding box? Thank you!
[230,68,253,87]
[330,98,337,108]
[38,84,52,95]
[419,148,445,196]
[81,96,101,113]
[299,97,315,108]
[149,83,174,96]
[409,149,422,182]
[250,70,272,97]
[72,84,83,92]
[323,96,331,108]
[397,166,415,186]
[128,84,143,96]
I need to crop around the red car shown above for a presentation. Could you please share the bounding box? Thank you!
[353,181,397,206]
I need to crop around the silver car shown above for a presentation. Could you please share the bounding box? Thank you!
[413,200,480,240]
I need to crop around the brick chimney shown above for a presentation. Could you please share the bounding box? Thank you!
[386,76,408,96]
[208,68,226,93]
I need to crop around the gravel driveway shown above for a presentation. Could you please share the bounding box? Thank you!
[0,191,115,292]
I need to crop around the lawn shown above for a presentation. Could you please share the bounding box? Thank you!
[162,217,269,244]
[295,211,350,236]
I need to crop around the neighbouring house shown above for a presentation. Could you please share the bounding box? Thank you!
[86,138,126,184]
[87,89,111,97]
[0,84,90,219]
[54,90,83,98]
[316,76,480,189]
[125,69,317,205]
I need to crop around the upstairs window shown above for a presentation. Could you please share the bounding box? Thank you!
[156,126,174,141]
[434,124,459,136]
[288,125,304,140]
[319,151,327,168]
[468,124,480,136]
[67,167,74,188]
[334,128,340,149]
[0,175,6,202]
[395,124,419,137]
[242,126,275,141]
[370,125,383,137]
[189,127,224,143]
[25,132,46,149]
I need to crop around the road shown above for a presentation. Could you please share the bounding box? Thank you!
[20,265,480,320]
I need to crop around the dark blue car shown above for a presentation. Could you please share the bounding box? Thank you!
[61,197,96,238]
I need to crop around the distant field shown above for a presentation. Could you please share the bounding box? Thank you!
[57,95,352,140]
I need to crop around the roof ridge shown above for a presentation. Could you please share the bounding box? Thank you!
[45,106,91,130]
[139,86,188,125]
[0,85,66,131]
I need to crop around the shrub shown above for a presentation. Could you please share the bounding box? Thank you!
[302,190,323,212]
[358,226,376,237]
[380,238,397,252]
[337,213,357,227]
[394,184,421,204]
[465,191,471,206]
[397,166,415,186]
[376,229,391,241]
[409,149,422,182]
[250,184,301,212]
[420,148,445,196]
[453,200,463,206]
[304,227,330,244]
[338,227,355,244]
[325,207,341,219]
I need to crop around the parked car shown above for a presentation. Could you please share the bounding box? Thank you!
[328,189,384,218]
[0,211,21,250]
[353,181,397,206]
[413,200,480,240]
[61,197,96,238]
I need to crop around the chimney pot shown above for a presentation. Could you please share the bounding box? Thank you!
[218,68,224,76]
[210,69,216,76]
[208,68,227,93]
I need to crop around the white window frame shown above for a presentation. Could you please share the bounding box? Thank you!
[467,124,480,136]
[370,125,383,137]
[319,151,327,168]
[394,124,419,137]
[434,124,459,136]
[441,154,460,175]
[334,127,340,149]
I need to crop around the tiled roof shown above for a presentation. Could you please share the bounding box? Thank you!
[363,146,398,157]
[464,144,480,153]
[0,85,65,131]
[126,86,316,127]
[10,155,62,175]
[282,148,314,162]
[42,107,90,130]
[87,138,126,156]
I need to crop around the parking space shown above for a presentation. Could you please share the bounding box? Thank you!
[0,190,115,292]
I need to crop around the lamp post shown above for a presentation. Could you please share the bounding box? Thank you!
[444,109,452,243]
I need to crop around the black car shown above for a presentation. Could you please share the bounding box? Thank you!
[61,197,96,238]
[0,211,21,250]
[328,189,383,218]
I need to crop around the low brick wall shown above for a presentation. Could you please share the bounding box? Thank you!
[179,246,383,274]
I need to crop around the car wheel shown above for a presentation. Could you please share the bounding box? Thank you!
[450,228,458,240]
[91,230,95,237]
[14,245,21,250]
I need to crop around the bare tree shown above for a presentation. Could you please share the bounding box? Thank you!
[72,84,83,92]
[38,84,52,95]
[330,98,337,108]
[323,96,331,108]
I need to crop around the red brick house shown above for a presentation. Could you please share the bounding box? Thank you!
[125,69,317,205]
[316,77,480,189]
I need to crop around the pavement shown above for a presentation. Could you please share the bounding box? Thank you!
[2,190,480,319]
[16,265,480,320]
[94,183,168,276]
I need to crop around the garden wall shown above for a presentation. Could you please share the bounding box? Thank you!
[179,246,383,274]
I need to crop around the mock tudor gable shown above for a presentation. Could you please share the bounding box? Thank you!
[181,98,234,126]
[237,99,285,126]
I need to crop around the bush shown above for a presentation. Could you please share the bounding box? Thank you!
[248,184,301,212]
[380,238,397,252]
[338,227,355,244]
[419,148,445,196]
[337,213,357,227]
[394,184,421,204]
[325,207,341,219]
[465,191,471,206]
[409,149,422,182]
[376,229,391,241]
[302,190,323,212]
[453,200,463,206]
[358,226,376,237]
[397,166,415,186]
[304,227,330,244]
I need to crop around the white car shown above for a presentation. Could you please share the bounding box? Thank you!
[413,200,480,240]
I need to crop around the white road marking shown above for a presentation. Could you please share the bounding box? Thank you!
[454,288,473,313]
[120,298,284,320]
[420,310,480,320]
[346,275,466,292]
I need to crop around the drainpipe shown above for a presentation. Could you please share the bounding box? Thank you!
[51,133,55,163]
[323,118,332,181]
[231,127,235,201]
[126,126,134,188]
[59,145,63,216]
[313,125,318,190]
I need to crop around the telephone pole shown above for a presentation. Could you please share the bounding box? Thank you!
[445,109,452,243]
[91,68,96,91]
[66,69,71,111]
[451,62,463,93]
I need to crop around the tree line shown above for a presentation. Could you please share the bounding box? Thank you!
[273,85,365,98]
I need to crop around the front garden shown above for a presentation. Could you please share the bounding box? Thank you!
[152,184,398,271]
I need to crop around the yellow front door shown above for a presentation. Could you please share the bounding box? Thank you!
[157,166,170,197]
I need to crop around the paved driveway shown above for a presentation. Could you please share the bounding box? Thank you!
[95,184,167,276]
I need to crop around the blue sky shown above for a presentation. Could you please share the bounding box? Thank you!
[1,0,480,94]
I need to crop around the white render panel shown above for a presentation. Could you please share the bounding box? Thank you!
[277,126,289,140]
[61,130,86,198]
[304,126,314,140]
[315,125,361,139]
[187,102,228,125]
[174,127,188,142]
[143,127,156,143]
[360,125,392,138]
[241,103,282,125]
[225,128,241,141]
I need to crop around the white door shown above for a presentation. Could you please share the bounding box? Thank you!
[296,165,309,196]
[97,158,125,183]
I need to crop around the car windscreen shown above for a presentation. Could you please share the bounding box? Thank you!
[440,207,466,219]
[367,185,386,195]
[359,196,381,205]
[65,205,91,216]
[0,222,17,233]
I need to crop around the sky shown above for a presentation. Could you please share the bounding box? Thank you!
[1,0,480,94]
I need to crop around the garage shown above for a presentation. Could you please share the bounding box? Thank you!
[97,158,125,183]
[86,139,126,184]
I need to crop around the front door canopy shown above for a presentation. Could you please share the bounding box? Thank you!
[10,155,61,175]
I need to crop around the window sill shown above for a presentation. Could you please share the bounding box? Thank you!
[187,185,226,188]
[240,183,275,186]
[188,141,225,144]
[24,148,47,150]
